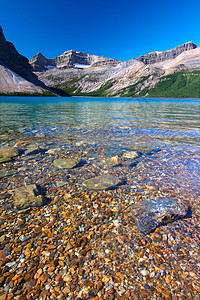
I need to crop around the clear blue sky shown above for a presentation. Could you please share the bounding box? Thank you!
[0,0,199,61]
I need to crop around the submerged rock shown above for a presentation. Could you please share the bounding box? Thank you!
[14,184,43,210]
[0,157,12,163]
[24,144,42,155]
[0,170,13,178]
[123,151,139,159]
[0,146,19,163]
[106,155,121,167]
[56,181,68,188]
[82,174,124,190]
[53,158,80,169]
[125,146,161,156]
[130,197,188,234]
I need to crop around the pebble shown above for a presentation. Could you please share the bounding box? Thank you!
[140,270,149,276]
[56,181,68,188]
[0,120,199,300]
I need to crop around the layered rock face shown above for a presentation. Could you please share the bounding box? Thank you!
[91,58,120,68]
[29,50,121,72]
[138,42,197,64]
[160,46,200,73]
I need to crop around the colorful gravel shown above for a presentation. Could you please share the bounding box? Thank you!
[0,98,199,299]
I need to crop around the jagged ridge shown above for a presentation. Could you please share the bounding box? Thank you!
[137,42,197,64]
[29,50,121,72]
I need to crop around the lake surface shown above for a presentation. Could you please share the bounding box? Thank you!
[0,97,200,194]
[1,97,200,299]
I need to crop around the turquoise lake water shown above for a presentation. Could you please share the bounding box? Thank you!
[0,97,200,193]
[0,97,199,145]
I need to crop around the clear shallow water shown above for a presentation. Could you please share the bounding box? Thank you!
[0,97,199,145]
[0,97,200,193]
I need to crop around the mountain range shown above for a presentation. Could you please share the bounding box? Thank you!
[0,26,199,97]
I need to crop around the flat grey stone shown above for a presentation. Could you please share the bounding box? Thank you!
[123,151,139,159]
[56,181,68,188]
[53,158,79,169]
[130,197,188,234]
[0,157,12,163]
[82,174,124,190]
[24,145,41,155]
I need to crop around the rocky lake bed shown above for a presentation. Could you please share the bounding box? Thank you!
[0,98,199,299]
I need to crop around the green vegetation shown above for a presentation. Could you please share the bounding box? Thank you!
[55,75,87,96]
[61,85,77,95]
[76,81,114,97]
[60,80,114,97]
[139,71,200,98]
[46,75,61,82]
[6,70,197,98]
[117,76,150,97]
[58,70,200,98]
[59,75,86,87]
[0,90,57,97]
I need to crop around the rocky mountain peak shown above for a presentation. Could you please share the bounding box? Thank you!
[0,26,10,58]
[32,52,50,61]
[29,52,55,72]
[35,52,46,59]
[137,42,197,64]
[0,25,5,41]
[29,50,121,72]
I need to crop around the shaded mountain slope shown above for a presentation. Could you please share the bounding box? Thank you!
[0,26,54,94]
[0,64,46,93]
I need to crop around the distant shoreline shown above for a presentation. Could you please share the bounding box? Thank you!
[0,94,200,100]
